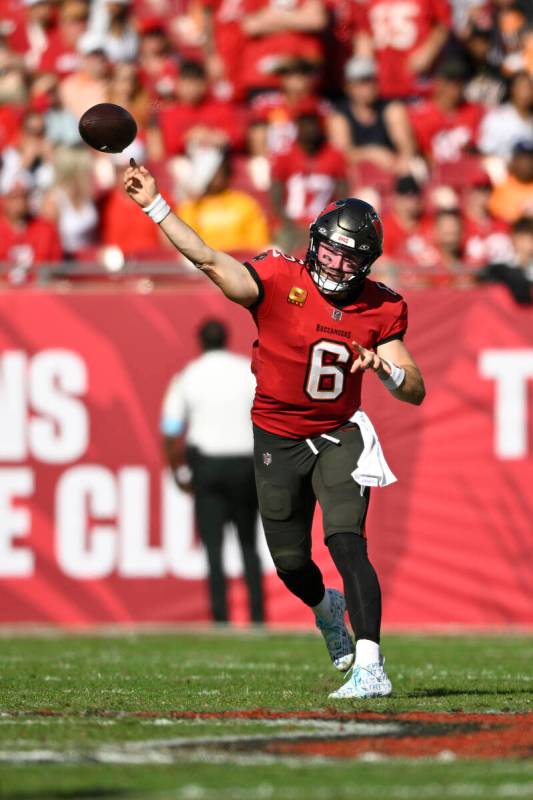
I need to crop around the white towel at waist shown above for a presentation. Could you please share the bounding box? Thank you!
[349,409,397,488]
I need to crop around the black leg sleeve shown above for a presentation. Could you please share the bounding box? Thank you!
[277,559,325,608]
[327,532,381,644]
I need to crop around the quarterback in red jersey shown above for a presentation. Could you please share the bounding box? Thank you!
[124,161,425,700]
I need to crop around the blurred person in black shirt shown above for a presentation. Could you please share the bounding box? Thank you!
[476,216,533,304]
[329,57,415,173]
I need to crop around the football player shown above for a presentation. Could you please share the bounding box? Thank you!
[124,160,426,699]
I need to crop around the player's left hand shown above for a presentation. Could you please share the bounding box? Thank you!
[350,341,390,377]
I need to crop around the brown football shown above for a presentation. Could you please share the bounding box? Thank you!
[78,103,137,153]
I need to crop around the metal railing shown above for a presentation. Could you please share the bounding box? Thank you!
[0,258,480,291]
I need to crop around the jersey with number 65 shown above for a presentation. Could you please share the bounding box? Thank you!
[244,249,408,438]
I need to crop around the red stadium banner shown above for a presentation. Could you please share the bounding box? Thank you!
[0,285,532,627]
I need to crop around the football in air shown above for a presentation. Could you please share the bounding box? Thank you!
[78,103,137,153]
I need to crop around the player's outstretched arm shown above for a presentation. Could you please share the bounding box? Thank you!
[351,339,426,405]
[123,160,259,307]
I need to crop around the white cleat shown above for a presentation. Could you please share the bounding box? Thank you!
[329,657,392,699]
[315,588,355,672]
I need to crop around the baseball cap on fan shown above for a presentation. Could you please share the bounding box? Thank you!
[345,56,377,82]
[394,175,421,195]
[272,56,318,76]
[434,58,471,82]
[0,172,32,196]
[77,31,107,56]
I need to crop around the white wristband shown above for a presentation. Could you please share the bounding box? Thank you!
[379,359,406,391]
[143,193,171,224]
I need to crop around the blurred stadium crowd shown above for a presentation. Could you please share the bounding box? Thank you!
[0,0,532,291]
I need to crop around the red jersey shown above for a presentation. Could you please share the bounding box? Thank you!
[138,58,178,102]
[244,248,408,437]
[1,1,33,55]
[241,0,323,92]
[39,28,81,77]
[357,0,451,99]
[251,92,331,155]
[271,143,347,225]
[158,98,245,156]
[101,189,160,255]
[462,216,513,269]
[0,217,61,265]
[0,106,22,149]
[382,212,434,265]
[409,99,484,163]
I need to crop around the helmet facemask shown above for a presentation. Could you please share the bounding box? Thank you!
[307,238,373,295]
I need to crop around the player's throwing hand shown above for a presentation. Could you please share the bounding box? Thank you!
[350,341,391,377]
[124,158,158,208]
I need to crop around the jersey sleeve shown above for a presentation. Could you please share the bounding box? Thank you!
[376,295,408,346]
[243,249,280,312]
[160,373,187,436]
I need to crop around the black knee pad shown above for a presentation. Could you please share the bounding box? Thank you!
[322,488,369,538]
[273,548,310,572]
[257,482,292,521]
[324,500,362,533]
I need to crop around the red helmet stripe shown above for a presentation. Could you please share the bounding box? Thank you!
[371,214,383,242]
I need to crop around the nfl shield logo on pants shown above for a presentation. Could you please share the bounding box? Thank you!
[263,452,272,466]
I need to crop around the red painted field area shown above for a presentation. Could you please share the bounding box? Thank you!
[266,711,533,760]
[7,709,532,761]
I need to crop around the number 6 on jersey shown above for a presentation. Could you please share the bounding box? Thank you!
[305,340,351,401]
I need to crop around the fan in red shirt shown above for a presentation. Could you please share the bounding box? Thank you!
[125,158,426,702]
[271,112,347,252]
[137,20,179,104]
[239,0,327,96]
[0,181,61,280]
[381,175,433,267]
[354,0,450,100]
[409,58,484,163]
[251,57,331,156]
[154,59,245,158]
[0,105,22,150]
[39,0,87,78]
[462,166,513,269]
[4,0,57,70]
[402,207,465,284]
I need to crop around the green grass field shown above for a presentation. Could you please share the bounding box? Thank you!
[0,630,531,799]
